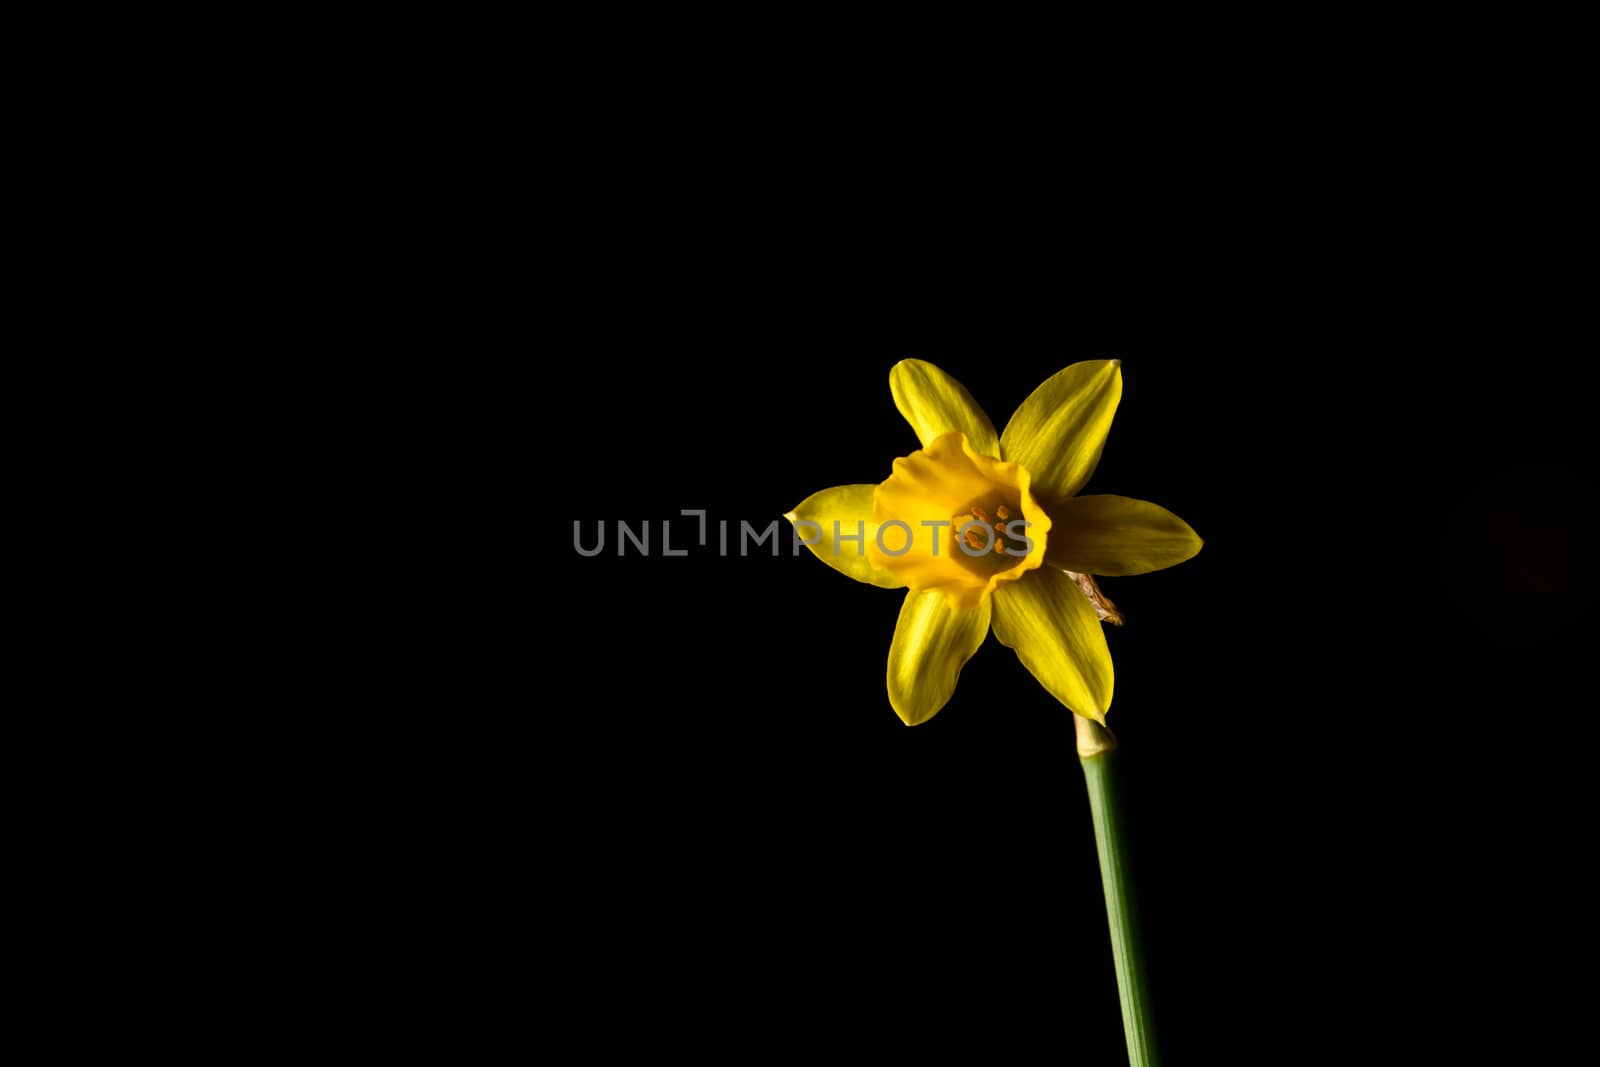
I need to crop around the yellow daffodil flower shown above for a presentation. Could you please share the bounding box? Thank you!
[786,359,1201,726]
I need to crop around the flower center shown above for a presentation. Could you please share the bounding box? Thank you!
[867,431,1052,611]
[953,502,1032,559]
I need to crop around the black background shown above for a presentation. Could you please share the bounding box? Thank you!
[435,260,1592,1060]
[73,40,1594,1061]
[356,223,1593,1062]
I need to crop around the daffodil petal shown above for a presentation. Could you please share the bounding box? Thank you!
[991,569,1113,722]
[887,589,990,726]
[890,359,1000,458]
[1045,495,1204,576]
[999,360,1122,502]
[786,485,905,588]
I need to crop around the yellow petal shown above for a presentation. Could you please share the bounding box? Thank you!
[890,359,1000,458]
[886,589,990,726]
[999,360,1122,503]
[1045,495,1204,576]
[991,569,1113,722]
[785,485,905,588]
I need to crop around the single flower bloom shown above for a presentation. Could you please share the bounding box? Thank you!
[786,359,1201,726]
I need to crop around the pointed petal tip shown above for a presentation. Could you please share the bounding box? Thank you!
[888,692,927,726]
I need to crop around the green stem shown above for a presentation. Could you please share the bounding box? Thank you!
[1076,715,1160,1067]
